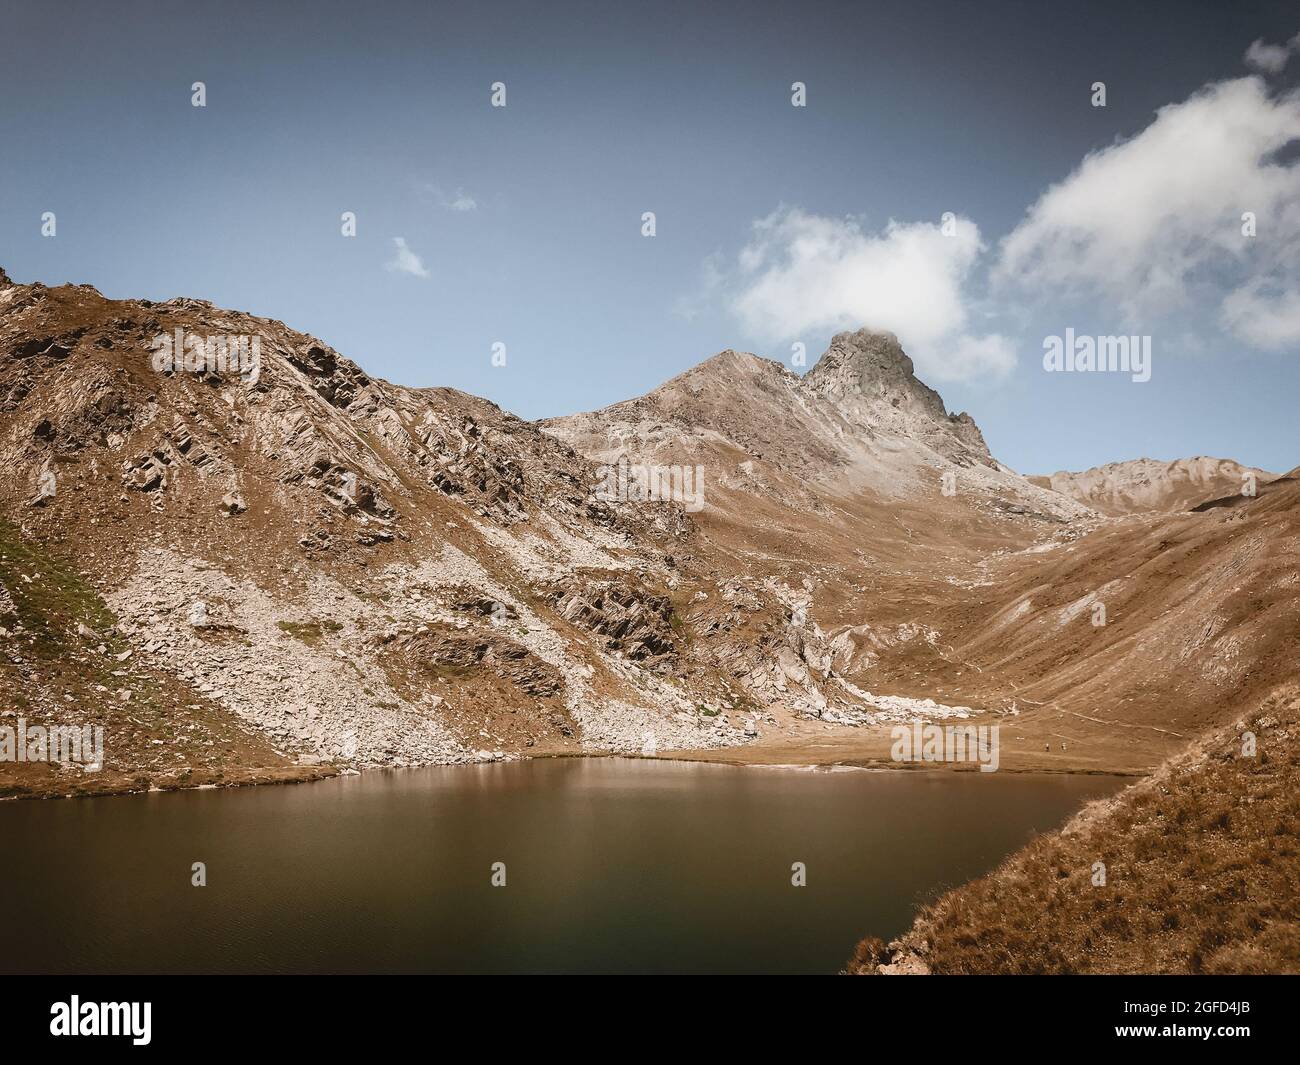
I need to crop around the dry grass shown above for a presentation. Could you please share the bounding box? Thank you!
[850,684,1300,974]
[275,619,344,646]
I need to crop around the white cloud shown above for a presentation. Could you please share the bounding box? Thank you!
[1244,33,1300,74]
[1245,38,1291,74]
[726,206,1015,381]
[386,237,430,278]
[996,77,1300,345]
[423,183,478,212]
[1221,279,1300,349]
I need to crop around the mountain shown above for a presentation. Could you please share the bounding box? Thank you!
[546,332,1300,777]
[1028,457,1276,516]
[544,329,1083,516]
[3,269,1298,802]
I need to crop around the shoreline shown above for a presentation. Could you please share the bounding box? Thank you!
[535,749,1146,777]
[0,730,1148,802]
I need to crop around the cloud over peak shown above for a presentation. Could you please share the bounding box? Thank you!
[724,207,1016,382]
[691,61,1300,388]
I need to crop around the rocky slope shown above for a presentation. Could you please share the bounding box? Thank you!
[0,269,747,796]
[1029,457,1275,516]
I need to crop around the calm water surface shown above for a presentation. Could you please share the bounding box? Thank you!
[0,758,1124,974]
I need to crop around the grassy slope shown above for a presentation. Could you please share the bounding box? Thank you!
[849,683,1300,974]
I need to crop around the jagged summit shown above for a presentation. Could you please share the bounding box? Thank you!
[797,329,993,463]
[660,332,982,451]
[802,330,945,420]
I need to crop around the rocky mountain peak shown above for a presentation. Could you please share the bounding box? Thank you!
[0,265,12,288]
[795,329,992,464]
[801,329,947,421]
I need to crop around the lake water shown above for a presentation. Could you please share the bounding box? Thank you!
[0,758,1124,974]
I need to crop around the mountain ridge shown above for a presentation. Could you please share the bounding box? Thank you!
[1029,456,1276,516]
[3,267,1297,801]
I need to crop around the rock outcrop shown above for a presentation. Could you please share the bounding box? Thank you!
[800,329,993,466]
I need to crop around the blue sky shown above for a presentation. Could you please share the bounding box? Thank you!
[2,0,1298,473]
